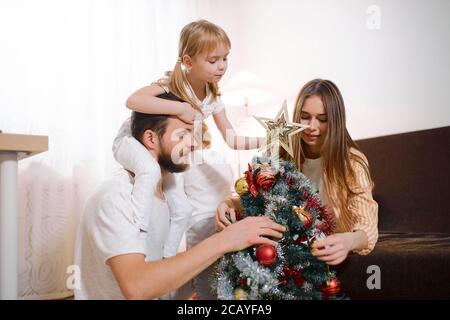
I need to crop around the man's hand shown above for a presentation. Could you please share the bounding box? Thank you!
[215,201,236,231]
[219,216,286,252]
[311,233,354,265]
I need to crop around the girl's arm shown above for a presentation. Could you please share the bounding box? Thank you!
[126,84,196,124]
[213,109,266,150]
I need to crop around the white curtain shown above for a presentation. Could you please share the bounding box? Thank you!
[0,0,211,299]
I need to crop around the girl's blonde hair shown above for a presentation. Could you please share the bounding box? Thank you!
[282,79,374,218]
[159,20,231,112]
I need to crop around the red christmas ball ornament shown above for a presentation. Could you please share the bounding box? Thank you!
[255,169,276,191]
[292,269,305,287]
[320,277,341,299]
[256,244,277,266]
[239,278,247,286]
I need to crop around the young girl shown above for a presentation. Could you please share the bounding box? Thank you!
[216,79,378,265]
[113,20,264,254]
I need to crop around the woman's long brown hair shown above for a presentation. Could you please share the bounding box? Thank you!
[283,79,373,217]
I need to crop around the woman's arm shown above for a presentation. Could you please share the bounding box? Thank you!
[345,157,379,255]
[311,230,368,265]
[213,110,266,150]
[126,84,196,124]
[312,157,379,264]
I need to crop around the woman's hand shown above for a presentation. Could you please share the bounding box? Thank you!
[311,233,354,265]
[215,201,236,231]
[219,216,286,252]
[177,102,196,124]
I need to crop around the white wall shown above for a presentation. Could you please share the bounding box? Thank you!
[0,0,211,175]
[207,0,450,139]
[1,0,448,178]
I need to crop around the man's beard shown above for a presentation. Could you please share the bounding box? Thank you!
[157,145,189,173]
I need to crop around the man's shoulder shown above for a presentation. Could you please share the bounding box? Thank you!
[84,170,133,216]
[100,169,133,192]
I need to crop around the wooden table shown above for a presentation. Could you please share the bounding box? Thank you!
[0,133,48,299]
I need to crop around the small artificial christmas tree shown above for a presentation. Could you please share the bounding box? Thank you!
[215,102,345,300]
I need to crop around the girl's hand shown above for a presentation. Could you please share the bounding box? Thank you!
[219,216,286,252]
[177,102,196,124]
[215,201,236,231]
[311,233,354,265]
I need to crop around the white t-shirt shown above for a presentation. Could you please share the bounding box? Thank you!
[74,169,169,300]
[162,149,234,257]
[184,149,234,227]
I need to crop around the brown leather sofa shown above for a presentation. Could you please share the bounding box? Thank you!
[335,126,450,299]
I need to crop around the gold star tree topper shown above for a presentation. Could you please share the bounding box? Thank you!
[254,100,309,157]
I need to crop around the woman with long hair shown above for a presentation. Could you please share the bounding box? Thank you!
[217,79,378,265]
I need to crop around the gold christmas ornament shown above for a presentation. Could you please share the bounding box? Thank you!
[234,288,249,300]
[292,205,313,229]
[254,100,309,157]
[234,176,249,195]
